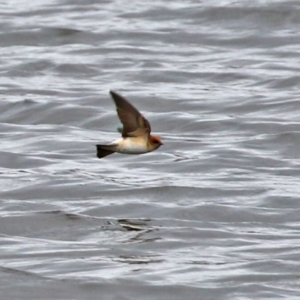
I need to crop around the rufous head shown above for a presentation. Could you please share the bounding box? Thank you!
[150,135,163,150]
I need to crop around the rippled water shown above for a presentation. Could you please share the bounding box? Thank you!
[1,0,300,299]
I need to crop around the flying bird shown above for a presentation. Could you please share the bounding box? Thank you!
[96,91,163,159]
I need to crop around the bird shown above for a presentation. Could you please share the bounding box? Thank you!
[96,90,163,159]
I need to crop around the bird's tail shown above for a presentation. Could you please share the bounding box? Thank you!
[96,144,116,159]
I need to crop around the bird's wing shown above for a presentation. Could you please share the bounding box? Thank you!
[110,90,151,137]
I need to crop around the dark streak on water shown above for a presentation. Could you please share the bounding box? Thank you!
[1,1,300,299]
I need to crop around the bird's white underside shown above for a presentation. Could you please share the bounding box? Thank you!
[109,137,149,154]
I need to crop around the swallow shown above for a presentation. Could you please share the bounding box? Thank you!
[96,91,163,159]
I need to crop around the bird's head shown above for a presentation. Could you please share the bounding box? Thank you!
[150,135,163,150]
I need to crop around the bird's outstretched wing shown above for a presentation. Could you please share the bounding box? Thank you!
[110,90,151,138]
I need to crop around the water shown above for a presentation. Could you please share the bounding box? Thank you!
[1,0,300,299]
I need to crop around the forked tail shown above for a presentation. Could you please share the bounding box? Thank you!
[96,145,115,159]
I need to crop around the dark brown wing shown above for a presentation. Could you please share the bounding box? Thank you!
[109,90,151,137]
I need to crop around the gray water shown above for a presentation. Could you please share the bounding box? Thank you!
[1,1,300,299]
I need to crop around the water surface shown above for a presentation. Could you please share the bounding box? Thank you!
[1,1,300,299]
